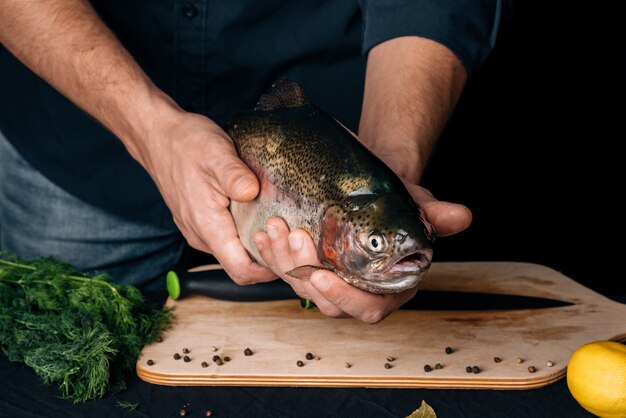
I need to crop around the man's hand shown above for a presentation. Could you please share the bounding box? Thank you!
[0,0,275,284]
[139,110,275,284]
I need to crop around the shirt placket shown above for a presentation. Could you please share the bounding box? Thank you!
[175,0,208,115]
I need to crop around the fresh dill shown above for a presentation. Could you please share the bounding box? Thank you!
[116,400,139,411]
[0,252,172,403]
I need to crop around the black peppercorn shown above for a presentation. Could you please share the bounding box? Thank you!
[445,347,453,354]
[305,352,314,360]
[435,363,442,370]
[147,359,154,366]
[183,348,190,354]
[223,356,231,362]
[466,366,473,373]
[183,356,191,362]
[424,364,432,372]
[244,348,253,356]
[528,366,537,373]
[212,355,220,362]
[494,357,502,363]
[384,363,392,369]
[174,353,181,360]
[472,366,480,374]
[201,361,209,368]
[297,360,304,367]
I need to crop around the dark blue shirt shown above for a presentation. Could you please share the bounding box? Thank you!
[0,0,510,221]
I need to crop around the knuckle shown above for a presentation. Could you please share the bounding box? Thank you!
[254,241,271,260]
[172,216,187,232]
[225,264,262,286]
[180,229,210,253]
[228,273,251,286]
[185,236,204,251]
[328,291,350,307]
[319,305,345,319]
[218,160,245,187]
[362,308,387,324]
[226,267,255,285]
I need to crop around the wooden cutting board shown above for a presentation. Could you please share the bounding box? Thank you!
[137,262,626,389]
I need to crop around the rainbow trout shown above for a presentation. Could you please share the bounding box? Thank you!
[228,79,434,294]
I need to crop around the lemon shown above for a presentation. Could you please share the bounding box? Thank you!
[567,340,626,418]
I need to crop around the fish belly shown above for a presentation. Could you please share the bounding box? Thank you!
[229,176,322,266]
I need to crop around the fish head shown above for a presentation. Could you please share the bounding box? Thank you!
[320,193,435,294]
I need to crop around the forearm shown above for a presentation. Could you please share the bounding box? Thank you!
[0,0,178,163]
[359,36,467,183]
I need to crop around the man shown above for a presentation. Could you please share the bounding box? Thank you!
[0,1,508,322]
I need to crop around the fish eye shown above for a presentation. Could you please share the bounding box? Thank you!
[366,233,387,253]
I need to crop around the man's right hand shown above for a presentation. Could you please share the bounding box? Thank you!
[135,109,276,285]
[0,0,275,285]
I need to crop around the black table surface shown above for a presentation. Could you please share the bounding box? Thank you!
[0,356,597,418]
[3,293,624,418]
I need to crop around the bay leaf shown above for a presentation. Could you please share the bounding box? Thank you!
[405,400,437,418]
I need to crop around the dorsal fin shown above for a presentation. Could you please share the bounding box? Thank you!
[255,77,310,111]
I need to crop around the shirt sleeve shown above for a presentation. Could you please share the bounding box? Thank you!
[358,0,513,76]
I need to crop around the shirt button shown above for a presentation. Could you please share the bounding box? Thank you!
[181,3,198,19]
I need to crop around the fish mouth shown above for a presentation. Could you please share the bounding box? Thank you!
[344,273,422,294]
[339,249,433,294]
[387,249,433,275]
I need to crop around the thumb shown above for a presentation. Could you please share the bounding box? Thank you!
[403,182,472,237]
[211,141,259,202]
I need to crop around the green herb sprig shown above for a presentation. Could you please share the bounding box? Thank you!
[0,252,172,403]
[116,400,139,411]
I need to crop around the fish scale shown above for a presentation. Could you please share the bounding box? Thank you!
[227,78,434,294]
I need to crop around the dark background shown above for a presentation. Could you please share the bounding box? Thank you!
[422,1,625,296]
[1,2,621,418]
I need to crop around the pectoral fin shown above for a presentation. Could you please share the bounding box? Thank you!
[286,265,326,280]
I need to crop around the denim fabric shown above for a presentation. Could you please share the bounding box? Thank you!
[0,130,184,290]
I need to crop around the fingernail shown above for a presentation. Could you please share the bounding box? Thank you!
[311,273,331,292]
[267,223,278,240]
[288,233,302,251]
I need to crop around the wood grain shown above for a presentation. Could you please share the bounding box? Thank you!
[137,262,626,389]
